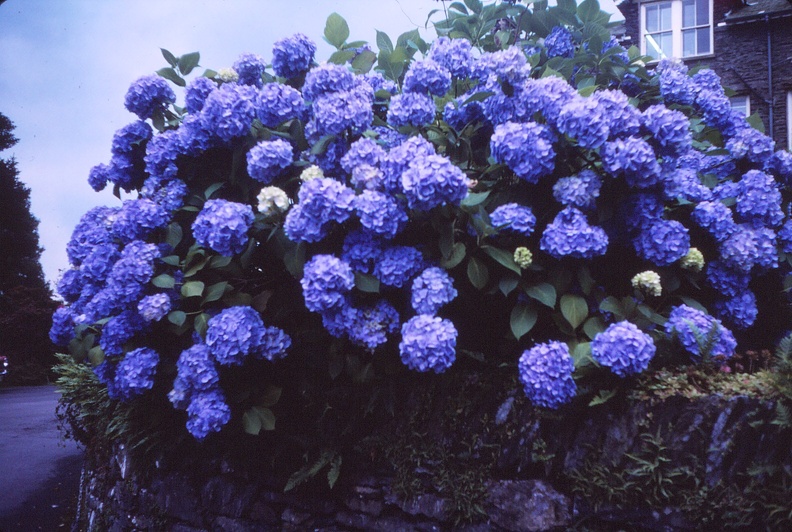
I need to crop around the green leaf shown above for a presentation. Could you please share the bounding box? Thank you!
[355,272,380,293]
[210,255,233,269]
[87,346,105,366]
[156,67,185,87]
[510,302,538,340]
[678,296,706,313]
[242,409,262,435]
[194,313,210,337]
[178,52,200,76]
[525,283,556,308]
[161,48,178,68]
[256,406,276,431]
[557,0,577,13]
[560,294,588,329]
[599,296,625,318]
[589,389,617,406]
[283,241,306,278]
[460,191,490,208]
[583,316,606,340]
[578,0,602,22]
[572,341,593,367]
[204,182,224,199]
[499,276,519,297]
[202,281,229,304]
[311,134,336,155]
[747,112,765,133]
[463,0,483,14]
[328,49,356,64]
[467,256,489,289]
[327,454,342,489]
[461,91,494,106]
[481,245,521,275]
[151,273,176,289]
[181,281,205,298]
[440,242,466,269]
[251,290,273,313]
[376,30,394,54]
[351,50,377,73]
[160,255,181,267]
[324,13,350,49]
[261,386,282,408]
[577,266,596,296]
[168,310,187,327]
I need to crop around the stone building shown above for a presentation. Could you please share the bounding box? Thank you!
[617,0,792,150]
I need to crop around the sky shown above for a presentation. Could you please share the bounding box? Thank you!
[0,0,621,288]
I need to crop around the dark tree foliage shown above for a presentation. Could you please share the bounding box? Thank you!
[0,112,57,384]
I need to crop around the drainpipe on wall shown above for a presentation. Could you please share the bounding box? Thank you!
[766,14,774,137]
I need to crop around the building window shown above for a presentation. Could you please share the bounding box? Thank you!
[730,95,750,117]
[642,0,713,60]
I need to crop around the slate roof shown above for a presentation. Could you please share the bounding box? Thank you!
[725,0,792,22]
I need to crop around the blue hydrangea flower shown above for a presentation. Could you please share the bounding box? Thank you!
[545,26,575,58]
[778,219,792,253]
[301,255,355,313]
[341,229,383,273]
[232,53,266,87]
[691,68,721,94]
[387,92,436,128]
[706,260,750,298]
[114,347,159,400]
[642,105,691,156]
[143,178,188,213]
[473,46,531,84]
[619,193,664,232]
[256,83,305,127]
[302,63,354,102]
[206,306,268,365]
[443,93,486,130]
[111,120,152,157]
[555,97,609,149]
[284,177,355,243]
[184,77,216,113]
[601,137,660,188]
[311,89,373,135]
[144,130,181,180]
[177,114,215,156]
[124,75,176,119]
[518,341,577,409]
[94,360,122,400]
[633,220,690,267]
[427,37,473,79]
[691,201,737,241]
[50,307,76,346]
[735,170,783,227]
[659,68,694,105]
[272,33,316,79]
[665,305,737,359]
[403,61,452,96]
[374,246,425,288]
[107,153,147,192]
[411,267,457,315]
[695,89,732,130]
[82,243,120,285]
[381,136,436,193]
[719,225,778,273]
[354,190,408,239]
[540,207,609,259]
[193,200,253,257]
[592,321,655,377]
[519,77,577,123]
[186,389,231,440]
[592,90,641,138]
[766,150,792,184]
[490,203,536,236]
[726,127,775,164]
[491,121,555,184]
[399,315,457,373]
[106,241,159,306]
[111,199,169,243]
[200,84,258,143]
[362,72,399,95]
[715,290,758,330]
[552,170,602,210]
[346,300,401,351]
[175,343,219,394]
[88,163,110,192]
[661,167,713,203]
[340,138,386,174]
[99,310,148,356]
[400,154,468,211]
[57,269,83,303]
[137,294,171,322]
[247,139,293,184]
[258,326,292,361]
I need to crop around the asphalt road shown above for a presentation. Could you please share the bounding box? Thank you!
[0,385,84,531]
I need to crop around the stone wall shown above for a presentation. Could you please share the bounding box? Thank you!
[76,390,792,531]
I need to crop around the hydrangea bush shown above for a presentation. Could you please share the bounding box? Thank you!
[53,0,792,462]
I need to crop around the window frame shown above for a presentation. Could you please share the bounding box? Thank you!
[640,0,714,61]
[730,95,751,118]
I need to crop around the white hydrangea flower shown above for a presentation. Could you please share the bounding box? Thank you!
[216,68,239,82]
[257,186,290,218]
[680,247,704,272]
[299,164,324,182]
[631,270,662,297]
[514,247,533,269]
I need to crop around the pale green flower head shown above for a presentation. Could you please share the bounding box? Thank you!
[216,68,239,82]
[300,164,324,182]
[514,247,533,269]
[631,270,662,297]
[680,247,704,272]
[257,186,290,218]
